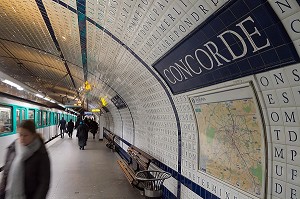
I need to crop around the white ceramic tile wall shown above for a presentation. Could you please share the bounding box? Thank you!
[3,0,300,199]
[44,1,83,67]
[84,19,180,172]
[52,0,300,198]
[0,0,59,56]
[256,63,300,199]
[181,184,203,199]
[269,0,300,58]
[85,0,228,66]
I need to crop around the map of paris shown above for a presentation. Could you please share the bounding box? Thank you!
[190,84,265,198]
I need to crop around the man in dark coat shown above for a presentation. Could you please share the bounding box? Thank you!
[58,117,66,138]
[90,120,98,139]
[67,119,75,138]
[76,121,89,150]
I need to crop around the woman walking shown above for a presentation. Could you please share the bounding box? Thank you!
[0,119,51,199]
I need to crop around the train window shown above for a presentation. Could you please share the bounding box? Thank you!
[47,112,50,125]
[54,113,57,125]
[28,109,35,120]
[38,111,42,126]
[16,109,20,126]
[42,111,47,126]
[21,109,25,121]
[0,106,12,133]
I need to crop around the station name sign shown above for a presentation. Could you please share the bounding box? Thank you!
[153,0,299,94]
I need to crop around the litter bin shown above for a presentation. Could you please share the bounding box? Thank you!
[135,170,171,198]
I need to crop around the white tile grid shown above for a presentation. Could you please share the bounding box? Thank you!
[44,1,83,67]
[143,1,227,65]
[272,0,300,57]
[255,64,300,199]
[102,59,179,171]
[194,171,257,199]
[268,0,300,20]
[84,0,228,65]
[0,0,59,55]
[61,0,77,10]
[163,176,178,197]
[28,0,300,198]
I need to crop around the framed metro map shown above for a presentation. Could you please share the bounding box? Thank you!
[190,83,266,198]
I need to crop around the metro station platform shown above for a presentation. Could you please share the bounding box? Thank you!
[46,134,143,199]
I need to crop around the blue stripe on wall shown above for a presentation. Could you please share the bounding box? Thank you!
[35,0,61,51]
[35,0,78,90]
[76,0,88,81]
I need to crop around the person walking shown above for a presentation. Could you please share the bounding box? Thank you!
[0,119,51,199]
[91,120,98,139]
[67,119,74,138]
[76,121,88,150]
[58,117,66,138]
[74,117,80,129]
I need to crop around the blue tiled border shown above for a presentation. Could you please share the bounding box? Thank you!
[35,0,78,90]
[76,0,88,80]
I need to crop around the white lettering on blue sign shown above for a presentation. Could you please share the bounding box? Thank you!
[163,15,271,85]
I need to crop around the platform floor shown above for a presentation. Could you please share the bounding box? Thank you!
[46,133,143,199]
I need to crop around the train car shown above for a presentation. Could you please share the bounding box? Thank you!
[0,95,76,166]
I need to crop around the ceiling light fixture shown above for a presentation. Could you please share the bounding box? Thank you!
[35,93,44,98]
[2,79,24,90]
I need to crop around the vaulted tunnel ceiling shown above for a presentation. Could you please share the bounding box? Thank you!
[0,0,226,110]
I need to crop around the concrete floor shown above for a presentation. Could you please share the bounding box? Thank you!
[46,133,143,199]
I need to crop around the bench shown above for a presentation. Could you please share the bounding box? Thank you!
[118,147,171,198]
[127,146,155,171]
[117,146,156,191]
[117,159,144,190]
[104,131,115,150]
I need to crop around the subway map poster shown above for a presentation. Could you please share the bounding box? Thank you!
[190,84,265,198]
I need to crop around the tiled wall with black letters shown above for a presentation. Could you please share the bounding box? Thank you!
[69,0,300,198]
[256,63,300,199]
[171,0,300,199]
[104,0,300,198]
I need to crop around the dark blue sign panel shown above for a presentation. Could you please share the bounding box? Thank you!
[153,0,299,94]
[111,95,127,109]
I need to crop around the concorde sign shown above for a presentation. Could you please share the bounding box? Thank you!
[153,0,299,94]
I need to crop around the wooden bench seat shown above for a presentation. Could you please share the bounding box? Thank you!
[117,159,138,186]
[104,131,115,150]
[128,147,154,171]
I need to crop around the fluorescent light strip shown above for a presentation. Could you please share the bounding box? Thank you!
[58,103,65,108]
[35,94,44,98]
[2,79,62,106]
[2,79,23,90]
